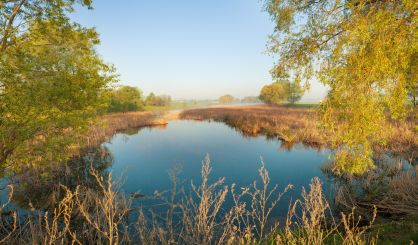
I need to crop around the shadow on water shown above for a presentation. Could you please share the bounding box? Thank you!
[3,147,114,211]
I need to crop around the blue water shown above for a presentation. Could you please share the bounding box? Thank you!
[103,120,333,217]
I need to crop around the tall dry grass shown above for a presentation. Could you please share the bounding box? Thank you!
[0,156,382,244]
[180,105,417,159]
[180,105,325,148]
[135,156,380,244]
[0,166,132,244]
[135,156,381,244]
[83,111,168,148]
[333,158,418,218]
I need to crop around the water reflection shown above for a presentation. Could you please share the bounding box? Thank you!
[101,120,334,219]
[2,119,414,218]
[7,147,113,210]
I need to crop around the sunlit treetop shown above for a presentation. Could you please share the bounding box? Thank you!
[264,0,417,174]
[0,0,93,53]
[0,1,117,170]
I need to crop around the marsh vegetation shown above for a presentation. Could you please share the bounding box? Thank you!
[180,105,417,161]
[0,0,417,244]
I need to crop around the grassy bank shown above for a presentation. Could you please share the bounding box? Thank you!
[180,105,417,158]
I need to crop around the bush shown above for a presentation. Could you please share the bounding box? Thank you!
[259,80,304,105]
[259,82,287,105]
[219,94,236,104]
[108,86,144,112]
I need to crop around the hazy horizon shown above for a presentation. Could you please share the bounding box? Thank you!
[71,0,327,101]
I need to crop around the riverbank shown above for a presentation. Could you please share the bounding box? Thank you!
[180,105,323,147]
[81,111,169,149]
[179,105,417,159]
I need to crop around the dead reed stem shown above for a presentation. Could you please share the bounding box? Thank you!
[0,156,386,244]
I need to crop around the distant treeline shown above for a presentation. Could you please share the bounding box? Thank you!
[107,86,171,112]
[218,95,260,104]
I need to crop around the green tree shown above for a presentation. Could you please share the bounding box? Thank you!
[284,80,304,104]
[259,82,286,105]
[0,2,115,169]
[108,86,144,112]
[153,95,171,106]
[0,0,93,53]
[145,92,156,105]
[219,94,236,104]
[145,93,171,107]
[264,0,417,174]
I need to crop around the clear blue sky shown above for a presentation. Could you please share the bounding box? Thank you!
[71,0,326,101]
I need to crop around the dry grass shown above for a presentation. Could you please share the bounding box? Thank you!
[82,111,169,148]
[180,105,417,157]
[0,156,383,244]
[0,165,132,244]
[135,156,380,244]
[334,159,418,218]
[277,178,377,245]
[180,105,325,148]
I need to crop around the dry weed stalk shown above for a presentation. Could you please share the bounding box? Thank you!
[0,156,383,244]
[75,167,131,245]
[277,178,377,245]
[279,177,338,244]
[249,160,293,238]
[180,155,229,244]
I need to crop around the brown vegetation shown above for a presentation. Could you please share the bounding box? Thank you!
[180,105,324,147]
[333,159,418,218]
[180,105,417,158]
[0,157,383,244]
[80,111,169,149]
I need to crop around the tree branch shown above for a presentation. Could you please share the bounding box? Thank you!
[1,0,26,53]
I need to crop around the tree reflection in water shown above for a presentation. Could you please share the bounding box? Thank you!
[7,147,113,211]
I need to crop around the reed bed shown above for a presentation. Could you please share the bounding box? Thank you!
[180,105,325,148]
[82,111,168,148]
[0,156,385,244]
[180,105,417,157]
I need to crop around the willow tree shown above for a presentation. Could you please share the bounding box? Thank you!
[0,1,115,169]
[264,0,416,174]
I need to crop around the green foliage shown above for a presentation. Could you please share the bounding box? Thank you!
[108,86,144,112]
[218,94,236,104]
[145,92,171,107]
[0,0,93,53]
[264,0,417,174]
[260,80,304,105]
[259,82,286,105]
[0,1,115,169]
[284,80,304,104]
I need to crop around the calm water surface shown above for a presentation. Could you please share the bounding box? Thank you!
[1,120,334,219]
[103,120,333,216]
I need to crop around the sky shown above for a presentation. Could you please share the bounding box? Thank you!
[71,0,327,101]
